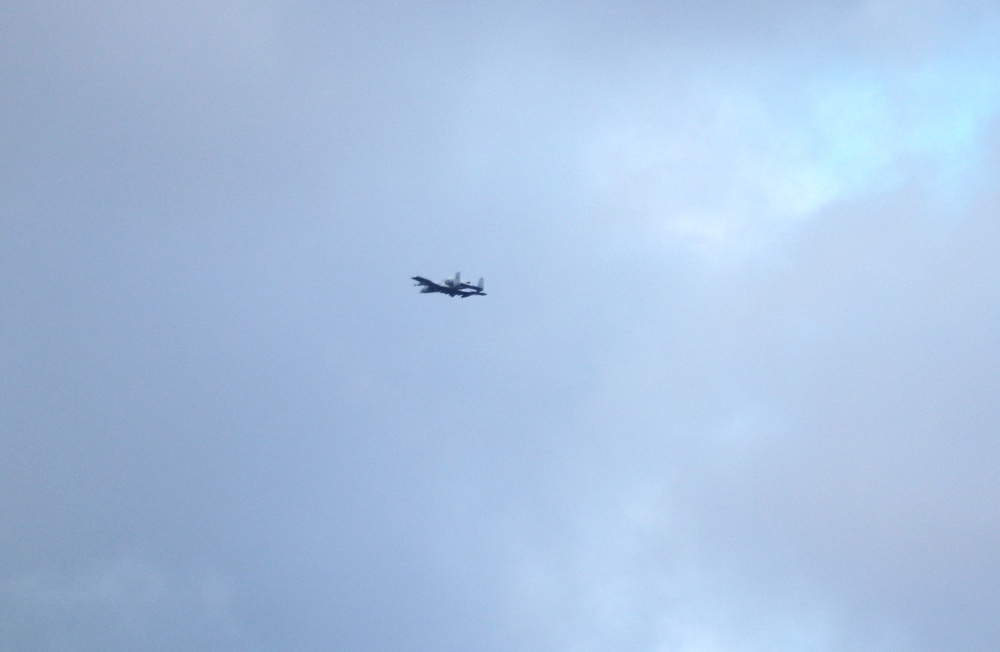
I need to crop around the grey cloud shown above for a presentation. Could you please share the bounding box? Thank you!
[4,2,1000,651]
[2,557,254,651]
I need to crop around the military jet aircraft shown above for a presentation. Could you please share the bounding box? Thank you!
[412,272,486,298]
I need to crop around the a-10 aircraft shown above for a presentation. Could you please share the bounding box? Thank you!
[412,272,486,298]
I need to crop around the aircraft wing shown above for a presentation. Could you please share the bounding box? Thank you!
[413,274,484,297]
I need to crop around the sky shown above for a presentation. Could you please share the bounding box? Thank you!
[3,1,1000,650]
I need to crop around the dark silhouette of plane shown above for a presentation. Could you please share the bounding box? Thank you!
[412,272,486,298]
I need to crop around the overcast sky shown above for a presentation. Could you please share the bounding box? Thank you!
[3,2,1000,650]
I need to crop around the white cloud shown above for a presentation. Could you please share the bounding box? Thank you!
[582,42,1000,259]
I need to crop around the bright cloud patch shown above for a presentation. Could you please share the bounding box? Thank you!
[585,52,1000,254]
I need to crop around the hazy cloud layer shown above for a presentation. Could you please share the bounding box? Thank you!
[3,2,999,650]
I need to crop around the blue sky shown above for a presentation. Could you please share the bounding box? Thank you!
[3,2,1000,650]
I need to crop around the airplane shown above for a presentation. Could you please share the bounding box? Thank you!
[412,272,486,298]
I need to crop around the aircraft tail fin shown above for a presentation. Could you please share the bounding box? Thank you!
[477,277,484,291]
